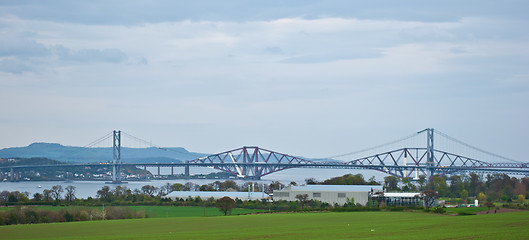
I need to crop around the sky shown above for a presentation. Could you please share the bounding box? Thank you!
[0,0,528,162]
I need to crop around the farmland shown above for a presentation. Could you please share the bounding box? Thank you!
[1,210,528,239]
[0,206,264,218]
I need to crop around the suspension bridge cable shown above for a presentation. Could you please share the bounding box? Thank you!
[82,132,113,148]
[434,129,521,163]
[121,131,203,158]
[56,132,113,161]
[321,131,422,159]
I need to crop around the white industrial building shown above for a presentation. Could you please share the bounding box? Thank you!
[165,191,270,201]
[371,192,423,206]
[273,185,383,206]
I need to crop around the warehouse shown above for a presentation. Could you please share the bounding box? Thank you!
[370,192,423,206]
[273,185,383,206]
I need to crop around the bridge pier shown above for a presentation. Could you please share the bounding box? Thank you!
[171,166,174,176]
[157,166,160,178]
[185,161,190,179]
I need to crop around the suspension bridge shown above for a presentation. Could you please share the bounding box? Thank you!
[1,128,528,182]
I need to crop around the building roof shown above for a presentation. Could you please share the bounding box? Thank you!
[165,191,269,200]
[283,185,383,192]
[380,192,421,197]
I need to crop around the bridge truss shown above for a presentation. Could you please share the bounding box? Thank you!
[2,128,528,180]
[187,146,529,179]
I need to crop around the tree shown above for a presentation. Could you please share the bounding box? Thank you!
[484,202,495,214]
[199,184,214,192]
[468,173,482,196]
[161,183,173,195]
[368,176,379,185]
[0,191,10,203]
[384,176,400,192]
[517,194,525,205]
[171,183,184,191]
[141,185,158,196]
[32,192,43,202]
[8,192,18,203]
[51,185,63,201]
[417,175,427,191]
[477,192,487,205]
[266,181,285,194]
[321,174,371,185]
[97,186,113,202]
[65,185,76,202]
[42,189,53,201]
[514,181,527,196]
[305,178,317,185]
[216,196,235,216]
[449,175,463,198]
[460,189,468,204]
[295,194,309,208]
[421,190,439,210]
[183,182,198,191]
[401,178,417,192]
[427,175,448,197]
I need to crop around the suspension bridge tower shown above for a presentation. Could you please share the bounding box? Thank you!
[109,130,125,184]
[418,128,435,178]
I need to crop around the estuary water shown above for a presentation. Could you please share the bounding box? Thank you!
[0,168,384,199]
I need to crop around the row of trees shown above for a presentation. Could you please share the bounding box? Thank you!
[0,185,77,205]
[380,173,529,202]
[3,173,528,207]
[0,206,146,225]
[0,180,284,206]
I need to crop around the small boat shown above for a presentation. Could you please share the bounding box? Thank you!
[37,185,42,188]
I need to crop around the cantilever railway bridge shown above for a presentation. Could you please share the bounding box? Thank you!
[2,128,527,181]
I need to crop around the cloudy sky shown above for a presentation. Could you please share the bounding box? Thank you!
[0,0,527,161]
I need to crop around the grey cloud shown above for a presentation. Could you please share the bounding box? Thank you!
[281,51,382,64]
[0,34,50,57]
[398,26,457,42]
[0,58,37,73]
[264,47,284,55]
[51,46,127,63]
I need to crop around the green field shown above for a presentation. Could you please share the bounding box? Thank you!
[0,206,264,218]
[1,211,528,239]
[126,206,264,217]
[444,207,488,214]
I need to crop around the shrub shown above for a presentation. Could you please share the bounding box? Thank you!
[432,206,446,214]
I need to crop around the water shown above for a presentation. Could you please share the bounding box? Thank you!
[0,168,385,199]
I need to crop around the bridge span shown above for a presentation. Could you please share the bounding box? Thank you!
[1,129,528,182]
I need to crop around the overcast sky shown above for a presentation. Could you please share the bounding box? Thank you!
[0,0,527,161]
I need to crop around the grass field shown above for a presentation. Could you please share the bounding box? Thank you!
[126,206,264,217]
[0,205,264,218]
[1,210,528,239]
[443,207,488,214]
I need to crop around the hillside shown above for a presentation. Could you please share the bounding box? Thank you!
[0,143,207,163]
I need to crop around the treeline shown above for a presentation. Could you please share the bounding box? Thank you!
[378,173,529,203]
[306,174,379,185]
[0,206,146,225]
[305,173,529,203]
[0,180,286,207]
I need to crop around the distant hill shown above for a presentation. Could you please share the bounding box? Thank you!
[0,142,207,163]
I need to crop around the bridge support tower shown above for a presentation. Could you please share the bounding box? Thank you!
[110,130,125,184]
[426,128,435,177]
[185,161,190,179]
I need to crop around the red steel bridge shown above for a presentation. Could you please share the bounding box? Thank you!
[2,128,528,181]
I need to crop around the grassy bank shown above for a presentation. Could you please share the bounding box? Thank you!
[1,210,528,239]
